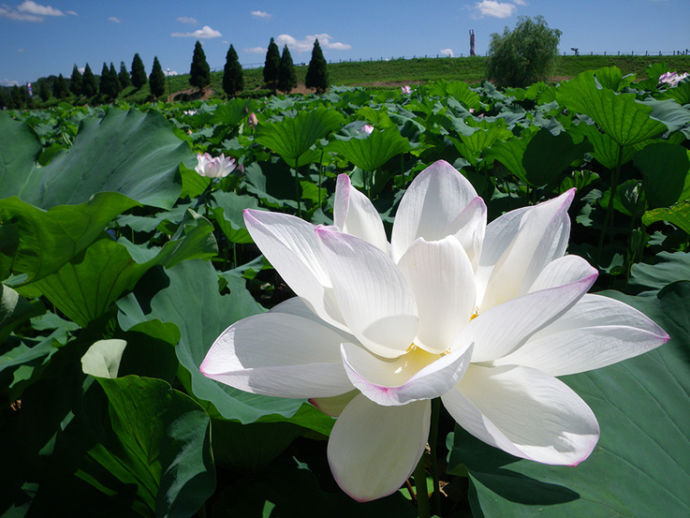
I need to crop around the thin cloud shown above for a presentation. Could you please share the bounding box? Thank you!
[108,16,120,23]
[171,25,222,39]
[251,10,271,19]
[0,5,43,21]
[244,46,266,54]
[18,1,63,16]
[276,33,351,52]
[512,0,527,5]
[1,78,20,86]
[66,10,77,16]
[440,48,455,57]
[475,1,518,18]
[177,16,197,24]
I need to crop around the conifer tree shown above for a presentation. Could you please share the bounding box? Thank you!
[70,64,82,96]
[99,63,110,98]
[118,61,131,88]
[131,53,147,88]
[306,39,329,93]
[109,63,121,96]
[263,37,280,91]
[278,45,297,93]
[189,40,211,90]
[222,44,244,97]
[37,79,51,101]
[10,86,24,108]
[54,73,68,98]
[149,57,166,99]
[82,63,98,97]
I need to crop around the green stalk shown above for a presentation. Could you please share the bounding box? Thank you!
[413,457,431,518]
[598,144,623,258]
[429,398,442,515]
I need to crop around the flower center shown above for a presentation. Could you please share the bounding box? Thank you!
[392,343,441,376]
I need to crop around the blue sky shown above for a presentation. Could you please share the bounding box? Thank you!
[1,0,689,86]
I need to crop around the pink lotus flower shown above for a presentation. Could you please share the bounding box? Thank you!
[194,152,236,178]
[401,85,412,95]
[659,71,689,88]
[360,123,374,135]
[248,112,258,128]
[200,160,668,501]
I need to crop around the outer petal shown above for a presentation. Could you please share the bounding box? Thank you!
[310,390,358,417]
[448,196,487,271]
[316,227,418,358]
[397,236,476,353]
[334,174,389,254]
[442,364,599,465]
[200,308,353,398]
[478,189,574,311]
[341,342,473,406]
[244,209,335,322]
[327,394,431,502]
[495,293,669,376]
[462,268,597,362]
[391,160,479,262]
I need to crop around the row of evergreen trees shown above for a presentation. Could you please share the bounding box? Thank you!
[2,38,330,109]
[261,38,328,93]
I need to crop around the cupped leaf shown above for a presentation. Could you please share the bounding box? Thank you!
[0,113,43,200]
[255,108,344,168]
[211,191,260,244]
[557,71,667,146]
[328,127,411,172]
[522,129,590,187]
[449,284,690,517]
[81,339,127,379]
[634,142,690,208]
[642,199,690,234]
[21,108,193,209]
[0,193,139,284]
[94,375,216,518]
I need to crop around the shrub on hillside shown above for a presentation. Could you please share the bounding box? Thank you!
[487,15,561,87]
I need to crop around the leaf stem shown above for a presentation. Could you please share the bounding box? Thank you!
[430,398,442,515]
[413,456,431,518]
[598,144,623,259]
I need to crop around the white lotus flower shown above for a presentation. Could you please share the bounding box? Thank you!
[194,152,236,178]
[360,123,374,135]
[659,71,689,88]
[401,85,412,94]
[200,160,668,501]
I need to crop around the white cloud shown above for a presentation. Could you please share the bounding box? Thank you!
[244,46,266,54]
[276,33,351,52]
[18,1,63,16]
[512,0,527,5]
[108,16,120,23]
[177,16,197,24]
[66,10,77,16]
[171,25,222,39]
[164,69,178,76]
[440,48,454,57]
[475,1,518,18]
[0,5,43,21]
[1,78,20,86]
[251,10,271,18]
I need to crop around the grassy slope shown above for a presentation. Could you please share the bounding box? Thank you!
[32,54,690,107]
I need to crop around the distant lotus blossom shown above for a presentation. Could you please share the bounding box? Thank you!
[659,71,689,88]
[360,123,374,135]
[194,153,236,178]
[400,85,412,95]
[248,112,258,128]
[183,109,197,116]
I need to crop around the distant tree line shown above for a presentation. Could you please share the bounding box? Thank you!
[0,37,331,109]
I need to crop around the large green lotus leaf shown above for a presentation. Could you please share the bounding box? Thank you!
[639,97,690,133]
[24,213,216,327]
[642,199,690,234]
[662,80,690,105]
[93,375,215,518]
[487,135,529,184]
[634,142,690,208]
[328,127,411,172]
[23,108,192,209]
[255,108,344,168]
[428,80,482,110]
[211,191,260,244]
[244,161,299,210]
[630,251,690,292]
[0,192,139,284]
[116,260,321,426]
[557,71,667,146]
[0,113,44,200]
[212,98,253,127]
[522,129,590,187]
[452,126,513,167]
[578,124,638,170]
[448,283,690,517]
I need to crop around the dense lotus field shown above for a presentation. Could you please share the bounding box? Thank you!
[1,64,689,517]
